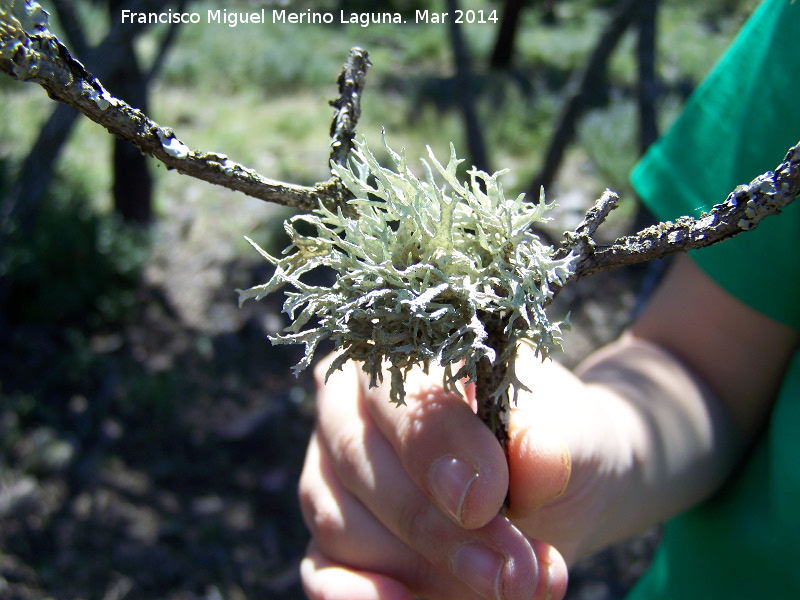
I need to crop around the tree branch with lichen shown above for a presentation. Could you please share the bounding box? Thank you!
[0,1,368,213]
[232,134,799,464]
[3,0,800,476]
[556,142,800,285]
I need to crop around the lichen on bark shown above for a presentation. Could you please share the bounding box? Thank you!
[237,133,573,409]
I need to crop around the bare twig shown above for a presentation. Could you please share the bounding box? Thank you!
[557,141,800,285]
[0,8,356,212]
[567,188,620,242]
[329,47,371,167]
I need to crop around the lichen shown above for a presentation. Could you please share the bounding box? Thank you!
[1,0,49,38]
[238,133,574,404]
[157,127,191,160]
[1,0,51,70]
[86,86,118,110]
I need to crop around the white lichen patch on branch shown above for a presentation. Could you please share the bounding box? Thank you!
[238,134,574,405]
[0,0,49,40]
[156,127,192,160]
[86,85,118,111]
[0,0,50,76]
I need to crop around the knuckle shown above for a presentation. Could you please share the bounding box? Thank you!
[297,472,318,532]
[298,481,345,550]
[394,495,434,545]
[328,427,365,487]
[311,504,345,551]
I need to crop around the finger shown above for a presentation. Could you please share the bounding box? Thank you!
[300,430,485,599]
[301,543,415,600]
[300,433,415,572]
[506,416,571,517]
[314,362,540,600]
[530,541,570,600]
[362,365,509,529]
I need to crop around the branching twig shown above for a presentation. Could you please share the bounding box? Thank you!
[3,1,799,473]
[556,141,800,287]
[4,4,796,277]
[0,6,364,212]
[329,47,371,167]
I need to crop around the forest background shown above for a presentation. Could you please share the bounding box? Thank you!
[0,0,757,598]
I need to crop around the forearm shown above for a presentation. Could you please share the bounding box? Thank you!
[570,334,743,554]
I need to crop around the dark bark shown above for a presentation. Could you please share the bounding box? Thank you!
[329,47,372,167]
[490,0,530,69]
[474,318,511,457]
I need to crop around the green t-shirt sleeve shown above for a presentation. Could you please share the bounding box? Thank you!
[630,0,800,328]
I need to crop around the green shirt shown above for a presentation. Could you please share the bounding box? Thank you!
[627,0,800,597]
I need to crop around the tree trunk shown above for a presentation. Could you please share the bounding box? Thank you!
[445,0,490,174]
[490,0,530,69]
[637,0,659,154]
[107,0,153,224]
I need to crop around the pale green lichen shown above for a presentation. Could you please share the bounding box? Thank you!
[238,133,574,404]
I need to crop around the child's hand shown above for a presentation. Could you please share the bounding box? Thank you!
[298,353,575,600]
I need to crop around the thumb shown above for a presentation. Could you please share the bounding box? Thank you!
[506,409,572,518]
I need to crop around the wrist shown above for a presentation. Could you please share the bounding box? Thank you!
[572,335,740,549]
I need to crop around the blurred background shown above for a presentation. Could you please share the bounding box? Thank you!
[0,0,756,598]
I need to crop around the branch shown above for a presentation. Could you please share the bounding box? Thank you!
[0,4,365,212]
[556,141,800,285]
[329,47,371,167]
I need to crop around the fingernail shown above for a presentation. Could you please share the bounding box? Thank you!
[429,456,479,524]
[451,543,505,600]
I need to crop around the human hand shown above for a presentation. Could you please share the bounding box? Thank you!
[299,351,582,600]
[299,253,792,599]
